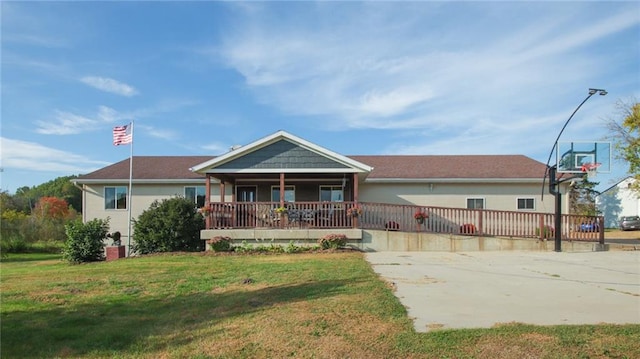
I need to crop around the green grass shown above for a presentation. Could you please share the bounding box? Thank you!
[1,252,639,358]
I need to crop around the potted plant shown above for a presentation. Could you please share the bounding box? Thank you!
[414,210,428,224]
[346,205,362,218]
[275,206,288,215]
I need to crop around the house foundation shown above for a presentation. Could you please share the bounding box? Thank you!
[201,229,608,252]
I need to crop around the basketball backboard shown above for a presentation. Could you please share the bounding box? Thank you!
[556,141,611,174]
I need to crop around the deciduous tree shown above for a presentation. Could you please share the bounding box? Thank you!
[33,197,70,220]
[607,99,640,191]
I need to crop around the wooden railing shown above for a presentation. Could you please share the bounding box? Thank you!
[206,201,604,243]
[207,202,357,229]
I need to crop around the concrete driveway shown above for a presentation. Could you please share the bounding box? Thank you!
[365,251,640,332]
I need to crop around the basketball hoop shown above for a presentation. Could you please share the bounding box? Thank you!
[581,162,601,179]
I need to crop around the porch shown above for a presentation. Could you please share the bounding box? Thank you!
[202,201,605,243]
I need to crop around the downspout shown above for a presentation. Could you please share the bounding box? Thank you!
[72,180,88,223]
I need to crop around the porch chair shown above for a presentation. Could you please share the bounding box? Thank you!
[287,208,301,227]
[299,209,316,227]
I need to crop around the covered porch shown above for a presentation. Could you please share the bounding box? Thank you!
[190,130,374,231]
[202,173,362,230]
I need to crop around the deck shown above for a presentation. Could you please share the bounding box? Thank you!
[203,201,605,243]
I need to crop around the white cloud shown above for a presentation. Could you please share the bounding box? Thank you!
[0,137,109,173]
[97,105,126,123]
[201,142,230,155]
[216,3,638,136]
[137,124,178,141]
[36,110,97,135]
[80,76,139,97]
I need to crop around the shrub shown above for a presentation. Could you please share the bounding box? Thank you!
[1,236,28,254]
[319,233,347,250]
[132,197,205,254]
[62,218,109,263]
[207,236,233,252]
[460,223,477,235]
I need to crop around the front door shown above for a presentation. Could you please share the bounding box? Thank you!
[237,186,257,202]
[236,186,258,227]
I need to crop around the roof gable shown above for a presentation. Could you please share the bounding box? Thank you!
[191,130,373,174]
[598,176,635,195]
[217,139,350,170]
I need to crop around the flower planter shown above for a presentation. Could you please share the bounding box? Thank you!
[106,245,126,261]
[416,218,425,225]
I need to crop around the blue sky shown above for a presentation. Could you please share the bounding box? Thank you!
[1,1,639,194]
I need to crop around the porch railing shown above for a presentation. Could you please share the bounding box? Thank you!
[205,201,604,243]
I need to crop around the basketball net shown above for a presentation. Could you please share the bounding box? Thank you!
[581,163,601,179]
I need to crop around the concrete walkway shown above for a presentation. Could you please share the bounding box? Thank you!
[365,251,640,332]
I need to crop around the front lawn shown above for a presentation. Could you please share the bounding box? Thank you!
[1,252,638,358]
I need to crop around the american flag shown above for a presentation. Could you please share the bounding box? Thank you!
[113,125,132,146]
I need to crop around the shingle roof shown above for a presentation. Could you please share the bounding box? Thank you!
[348,155,547,179]
[77,156,212,181]
[76,154,547,181]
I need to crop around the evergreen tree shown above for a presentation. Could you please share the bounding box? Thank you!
[568,175,599,216]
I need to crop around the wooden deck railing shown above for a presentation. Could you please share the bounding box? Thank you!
[206,201,604,243]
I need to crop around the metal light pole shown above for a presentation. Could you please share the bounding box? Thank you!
[543,88,607,252]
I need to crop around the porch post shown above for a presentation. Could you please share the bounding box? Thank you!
[220,181,225,202]
[353,173,359,229]
[279,173,285,206]
[352,173,359,203]
[205,174,211,229]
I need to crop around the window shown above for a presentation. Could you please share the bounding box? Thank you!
[185,186,206,207]
[320,186,344,202]
[517,198,535,210]
[105,186,128,210]
[466,198,484,209]
[271,185,295,202]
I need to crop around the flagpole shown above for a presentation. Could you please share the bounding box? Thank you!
[127,120,134,256]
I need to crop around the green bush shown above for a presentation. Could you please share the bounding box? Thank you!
[62,218,109,263]
[132,197,205,255]
[1,236,28,254]
[319,234,347,249]
[207,236,233,252]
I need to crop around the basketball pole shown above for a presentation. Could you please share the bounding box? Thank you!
[543,88,607,252]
